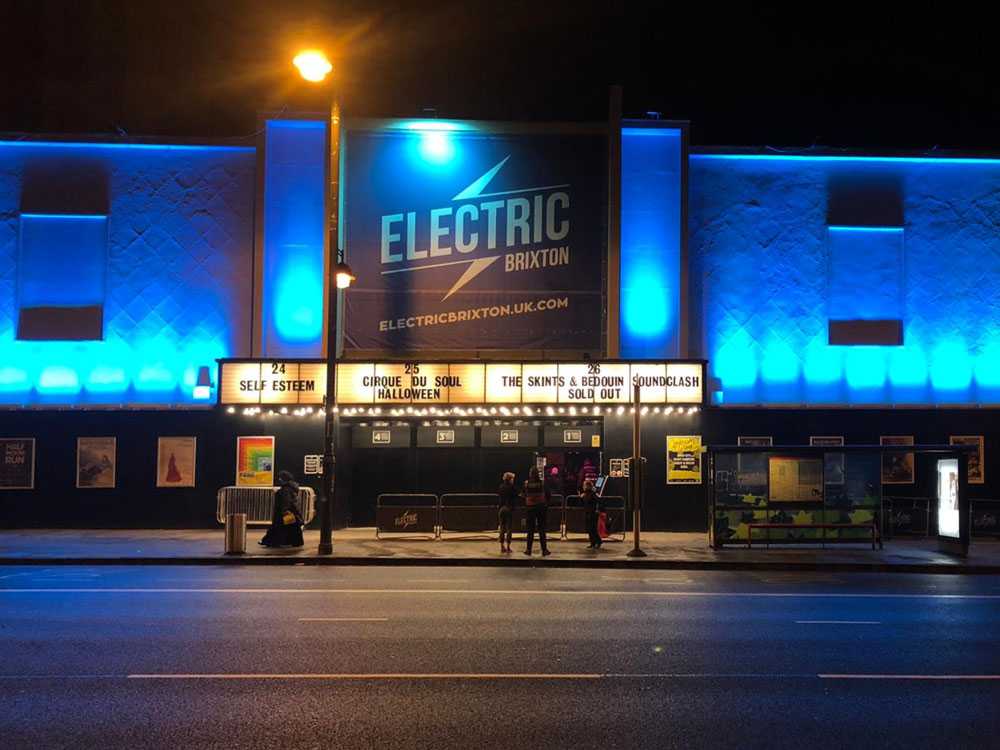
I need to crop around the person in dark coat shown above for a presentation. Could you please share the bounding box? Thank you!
[523,466,551,556]
[582,479,603,549]
[497,472,517,554]
[259,470,304,548]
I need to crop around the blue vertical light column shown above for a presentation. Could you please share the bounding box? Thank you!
[620,126,683,358]
[261,119,327,358]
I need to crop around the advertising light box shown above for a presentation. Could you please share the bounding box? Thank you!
[219,360,705,406]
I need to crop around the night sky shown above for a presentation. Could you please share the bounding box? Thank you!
[2,1,996,150]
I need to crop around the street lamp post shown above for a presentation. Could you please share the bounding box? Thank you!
[294,49,354,555]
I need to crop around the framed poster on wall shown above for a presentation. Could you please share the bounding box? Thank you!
[157,437,197,488]
[77,437,116,489]
[949,436,984,484]
[667,435,702,484]
[236,436,275,487]
[880,435,914,484]
[0,438,35,490]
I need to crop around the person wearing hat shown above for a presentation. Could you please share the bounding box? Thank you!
[259,470,304,548]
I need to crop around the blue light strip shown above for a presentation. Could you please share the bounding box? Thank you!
[20,213,108,220]
[693,153,1000,165]
[828,225,904,232]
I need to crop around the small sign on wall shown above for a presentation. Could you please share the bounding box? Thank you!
[500,429,519,444]
[372,430,391,445]
[303,454,323,475]
[564,429,582,444]
[436,430,455,445]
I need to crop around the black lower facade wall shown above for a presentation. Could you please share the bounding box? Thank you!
[0,407,996,530]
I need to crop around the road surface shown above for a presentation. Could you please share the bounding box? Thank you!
[1,565,999,748]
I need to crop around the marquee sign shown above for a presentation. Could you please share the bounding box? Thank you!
[218,360,705,406]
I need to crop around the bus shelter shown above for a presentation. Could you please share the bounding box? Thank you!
[706,444,975,555]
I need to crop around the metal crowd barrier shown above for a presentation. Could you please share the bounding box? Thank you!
[564,495,626,541]
[882,497,931,538]
[216,486,316,526]
[510,494,564,538]
[439,493,501,539]
[375,494,439,539]
[971,499,1000,538]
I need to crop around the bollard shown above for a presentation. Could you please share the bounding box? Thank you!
[224,512,247,554]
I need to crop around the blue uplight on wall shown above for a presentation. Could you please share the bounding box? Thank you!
[694,151,1000,405]
[0,138,254,405]
[620,125,683,358]
[261,119,327,358]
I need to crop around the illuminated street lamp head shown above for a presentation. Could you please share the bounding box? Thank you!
[293,50,333,82]
[334,261,356,289]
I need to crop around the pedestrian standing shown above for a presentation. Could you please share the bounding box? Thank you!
[259,470,304,548]
[523,466,551,557]
[582,479,603,549]
[497,471,517,554]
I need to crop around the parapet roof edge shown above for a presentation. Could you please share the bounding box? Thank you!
[0,132,256,151]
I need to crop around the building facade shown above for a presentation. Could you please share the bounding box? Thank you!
[1,119,997,532]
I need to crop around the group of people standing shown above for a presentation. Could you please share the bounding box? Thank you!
[497,468,605,555]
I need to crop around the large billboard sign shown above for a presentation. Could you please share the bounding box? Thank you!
[343,123,607,352]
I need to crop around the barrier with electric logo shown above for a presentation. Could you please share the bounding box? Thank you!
[216,486,316,526]
[439,493,501,539]
[375,494,439,539]
[510,494,564,537]
[564,495,626,541]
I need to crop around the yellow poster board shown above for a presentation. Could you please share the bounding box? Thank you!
[667,435,702,484]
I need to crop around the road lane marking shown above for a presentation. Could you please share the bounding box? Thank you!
[2,672,998,682]
[127,673,604,680]
[2,588,1000,600]
[795,620,881,625]
[820,674,1000,680]
[298,617,388,622]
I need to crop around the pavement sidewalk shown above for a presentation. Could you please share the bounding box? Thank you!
[0,528,998,573]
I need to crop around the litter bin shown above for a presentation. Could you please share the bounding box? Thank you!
[225,512,247,554]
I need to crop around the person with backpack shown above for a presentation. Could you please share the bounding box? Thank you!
[523,466,551,556]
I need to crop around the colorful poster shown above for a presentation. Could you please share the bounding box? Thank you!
[949,436,984,484]
[157,437,197,488]
[0,438,35,490]
[77,437,116,489]
[236,436,275,487]
[881,435,914,484]
[667,435,702,484]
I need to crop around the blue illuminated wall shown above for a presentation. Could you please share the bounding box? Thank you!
[0,140,255,404]
[690,153,1000,405]
[260,119,326,358]
[620,125,684,358]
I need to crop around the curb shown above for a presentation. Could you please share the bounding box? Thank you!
[0,556,994,574]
